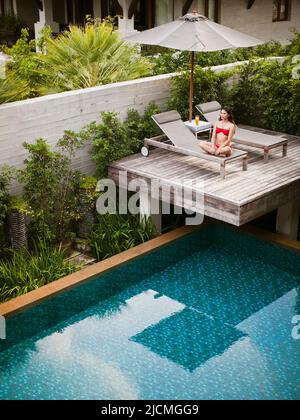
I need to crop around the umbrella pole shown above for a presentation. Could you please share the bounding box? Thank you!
[189,51,195,123]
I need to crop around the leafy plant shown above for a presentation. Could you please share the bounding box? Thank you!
[37,20,152,94]
[0,165,14,227]
[91,111,133,178]
[8,196,29,214]
[168,66,232,120]
[79,175,98,200]
[92,103,161,177]
[287,29,300,56]
[0,241,81,302]
[123,102,161,151]
[89,213,156,261]
[150,41,287,76]
[0,21,152,103]
[18,136,87,243]
[0,29,48,103]
[227,60,265,127]
[64,102,161,178]
[76,175,99,238]
[56,132,88,241]
[229,58,300,135]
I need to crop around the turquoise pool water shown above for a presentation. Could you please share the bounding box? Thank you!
[0,225,299,400]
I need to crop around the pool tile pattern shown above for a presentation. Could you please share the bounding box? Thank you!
[0,225,299,400]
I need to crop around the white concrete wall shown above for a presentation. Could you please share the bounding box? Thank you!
[220,0,300,43]
[0,74,172,177]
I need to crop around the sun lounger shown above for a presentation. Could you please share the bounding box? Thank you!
[196,101,288,163]
[141,110,248,179]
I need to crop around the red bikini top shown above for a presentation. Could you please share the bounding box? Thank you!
[216,127,230,136]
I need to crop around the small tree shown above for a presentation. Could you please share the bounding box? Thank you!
[19,136,87,243]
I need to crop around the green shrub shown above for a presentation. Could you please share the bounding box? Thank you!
[227,61,265,127]
[66,102,161,178]
[0,28,48,103]
[92,103,161,177]
[150,41,287,76]
[229,58,300,135]
[287,30,300,56]
[91,111,133,178]
[123,102,161,150]
[0,165,14,227]
[8,195,29,214]
[168,66,232,120]
[0,242,81,302]
[76,175,99,229]
[0,21,152,103]
[89,213,156,261]
[19,136,87,243]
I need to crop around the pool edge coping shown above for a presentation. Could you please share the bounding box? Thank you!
[0,224,202,318]
[240,225,300,253]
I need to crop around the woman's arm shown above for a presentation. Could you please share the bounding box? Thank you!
[211,123,217,145]
[227,124,236,144]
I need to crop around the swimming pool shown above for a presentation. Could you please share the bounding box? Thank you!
[0,224,299,400]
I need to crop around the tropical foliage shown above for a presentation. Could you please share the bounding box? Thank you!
[0,103,161,302]
[0,165,14,227]
[66,102,161,178]
[288,30,300,55]
[89,213,156,262]
[150,40,289,75]
[0,28,50,103]
[0,242,80,303]
[37,21,152,94]
[229,58,300,136]
[18,135,86,243]
[0,21,152,103]
[169,66,232,121]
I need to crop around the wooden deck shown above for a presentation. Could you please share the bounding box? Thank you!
[108,126,300,226]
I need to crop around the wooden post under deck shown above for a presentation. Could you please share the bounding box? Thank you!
[276,200,300,240]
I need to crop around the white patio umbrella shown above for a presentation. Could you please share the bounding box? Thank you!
[123,11,264,122]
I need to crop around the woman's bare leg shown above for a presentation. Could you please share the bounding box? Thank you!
[218,146,232,157]
[199,141,216,155]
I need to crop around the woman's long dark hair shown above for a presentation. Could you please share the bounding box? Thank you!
[219,107,235,125]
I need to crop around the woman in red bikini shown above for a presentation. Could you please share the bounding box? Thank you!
[200,107,236,157]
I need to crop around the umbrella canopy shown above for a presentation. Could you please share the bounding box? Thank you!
[123,12,264,121]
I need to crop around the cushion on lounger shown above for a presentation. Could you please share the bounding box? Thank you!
[152,111,181,125]
[197,101,221,114]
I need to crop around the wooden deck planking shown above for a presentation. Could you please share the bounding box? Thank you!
[108,131,300,226]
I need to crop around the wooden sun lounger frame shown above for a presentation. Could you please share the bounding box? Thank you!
[233,135,288,164]
[143,135,248,179]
